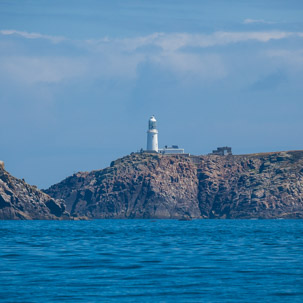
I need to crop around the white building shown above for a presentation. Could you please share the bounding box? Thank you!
[146,116,159,152]
[145,116,184,155]
[159,145,184,155]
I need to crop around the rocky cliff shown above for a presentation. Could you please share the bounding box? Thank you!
[45,151,303,219]
[0,165,69,220]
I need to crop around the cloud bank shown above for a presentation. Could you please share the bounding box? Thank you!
[90,31,302,52]
[1,29,302,51]
[0,29,303,85]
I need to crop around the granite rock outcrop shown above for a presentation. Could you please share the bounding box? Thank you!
[0,165,69,220]
[45,151,303,219]
[46,154,200,219]
[196,151,303,219]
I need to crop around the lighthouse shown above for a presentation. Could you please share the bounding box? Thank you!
[146,116,159,152]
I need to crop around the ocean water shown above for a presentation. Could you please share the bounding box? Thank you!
[0,220,303,303]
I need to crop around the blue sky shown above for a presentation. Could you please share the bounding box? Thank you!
[1,0,303,188]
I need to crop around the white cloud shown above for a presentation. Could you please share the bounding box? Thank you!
[1,56,88,84]
[103,31,302,53]
[0,30,65,43]
[1,29,302,52]
[243,19,275,25]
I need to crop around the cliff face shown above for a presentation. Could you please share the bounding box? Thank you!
[197,151,303,219]
[45,154,200,219]
[0,165,69,220]
[45,151,303,219]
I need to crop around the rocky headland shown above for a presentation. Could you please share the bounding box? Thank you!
[0,163,69,220]
[45,150,303,219]
[1,151,303,220]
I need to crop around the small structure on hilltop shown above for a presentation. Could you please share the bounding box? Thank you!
[159,145,185,155]
[210,147,232,156]
[145,116,185,155]
[0,161,4,169]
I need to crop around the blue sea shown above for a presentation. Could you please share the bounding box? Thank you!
[1,220,303,302]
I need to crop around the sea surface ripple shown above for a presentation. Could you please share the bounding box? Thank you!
[1,220,303,302]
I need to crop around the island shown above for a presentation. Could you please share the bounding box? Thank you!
[2,150,303,220]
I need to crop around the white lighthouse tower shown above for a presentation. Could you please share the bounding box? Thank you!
[146,116,159,152]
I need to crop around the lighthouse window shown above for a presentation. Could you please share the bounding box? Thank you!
[149,121,156,129]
